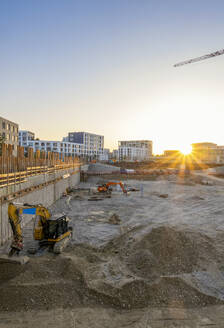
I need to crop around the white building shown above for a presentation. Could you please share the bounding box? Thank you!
[118,140,153,161]
[19,130,35,150]
[19,130,105,159]
[99,148,110,161]
[67,131,104,159]
[111,149,119,160]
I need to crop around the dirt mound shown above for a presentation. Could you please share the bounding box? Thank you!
[126,226,216,276]
[115,276,222,308]
[73,226,223,309]
[0,262,26,284]
[0,226,223,312]
[0,256,85,311]
[86,274,223,309]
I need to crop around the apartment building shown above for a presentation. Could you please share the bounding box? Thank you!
[99,148,109,161]
[0,116,19,155]
[19,130,105,159]
[67,131,104,159]
[19,130,106,160]
[191,142,224,163]
[118,140,153,161]
[19,136,84,158]
[19,130,35,151]
[112,149,119,160]
[160,150,183,162]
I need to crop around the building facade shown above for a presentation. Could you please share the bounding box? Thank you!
[118,140,153,161]
[19,138,84,158]
[191,142,224,163]
[19,130,35,152]
[19,130,105,159]
[160,150,182,163]
[99,148,109,161]
[67,132,104,159]
[0,116,19,155]
[112,149,119,160]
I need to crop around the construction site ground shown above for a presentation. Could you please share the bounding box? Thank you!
[1,170,224,327]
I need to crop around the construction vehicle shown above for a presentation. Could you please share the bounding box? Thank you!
[174,48,224,67]
[97,181,127,194]
[8,202,72,256]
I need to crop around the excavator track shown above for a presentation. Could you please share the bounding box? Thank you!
[53,235,71,254]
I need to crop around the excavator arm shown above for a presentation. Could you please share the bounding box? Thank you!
[8,203,51,256]
[8,203,23,256]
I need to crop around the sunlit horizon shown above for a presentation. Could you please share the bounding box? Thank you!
[1,1,224,155]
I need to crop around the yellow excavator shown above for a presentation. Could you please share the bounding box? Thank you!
[8,202,72,256]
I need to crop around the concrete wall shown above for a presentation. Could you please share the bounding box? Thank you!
[88,163,120,173]
[0,167,80,246]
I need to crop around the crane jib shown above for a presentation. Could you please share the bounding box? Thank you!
[174,49,224,67]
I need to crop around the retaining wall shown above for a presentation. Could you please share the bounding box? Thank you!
[88,163,120,173]
[0,167,80,246]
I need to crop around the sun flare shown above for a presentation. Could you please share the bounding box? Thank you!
[179,145,192,156]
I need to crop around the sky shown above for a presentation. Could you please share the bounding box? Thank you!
[1,0,224,154]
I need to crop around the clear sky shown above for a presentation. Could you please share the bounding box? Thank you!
[1,0,224,154]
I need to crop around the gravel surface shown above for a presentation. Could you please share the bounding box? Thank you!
[1,175,224,326]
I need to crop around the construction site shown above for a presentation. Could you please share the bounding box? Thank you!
[1,160,224,327]
[2,2,224,325]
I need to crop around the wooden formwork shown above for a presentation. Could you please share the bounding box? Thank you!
[0,144,80,188]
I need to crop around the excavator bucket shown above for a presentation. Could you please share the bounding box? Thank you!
[0,254,29,265]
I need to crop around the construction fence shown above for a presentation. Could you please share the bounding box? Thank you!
[0,144,80,188]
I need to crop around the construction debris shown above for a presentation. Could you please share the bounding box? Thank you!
[88,196,104,201]
[159,193,168,198]
[109,213,121,225]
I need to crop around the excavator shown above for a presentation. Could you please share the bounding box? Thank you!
[8,202,72,256]
[97,181,127,194]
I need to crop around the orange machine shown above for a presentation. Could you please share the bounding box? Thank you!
[97,181,127,194]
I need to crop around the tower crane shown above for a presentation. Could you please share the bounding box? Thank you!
[174,48,224,67]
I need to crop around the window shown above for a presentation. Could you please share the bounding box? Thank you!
[2,122,5,129]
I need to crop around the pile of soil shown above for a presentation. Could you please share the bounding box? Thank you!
[126,226,216,276]
[88,226,223,308]
[0,226,224,312]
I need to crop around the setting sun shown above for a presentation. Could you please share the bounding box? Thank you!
[180,145,192,155]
